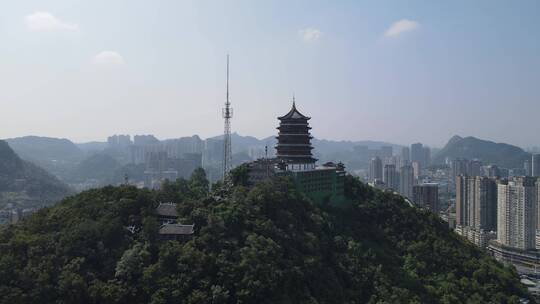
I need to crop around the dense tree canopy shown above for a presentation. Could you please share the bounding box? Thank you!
[0,169,531,303]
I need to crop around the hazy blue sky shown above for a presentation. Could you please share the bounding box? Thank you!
[1,0,539,147]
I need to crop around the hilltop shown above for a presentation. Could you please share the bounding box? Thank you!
[433,135,530,168]
[0,140,72,209]
[5,136,85,179]
[0,169,529,303]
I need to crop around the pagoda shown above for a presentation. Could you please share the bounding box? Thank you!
[275,99,317,171]
[244,98,347,205]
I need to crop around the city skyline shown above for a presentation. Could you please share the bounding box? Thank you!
[1,1,539,147]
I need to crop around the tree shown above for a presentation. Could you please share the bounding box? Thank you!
[115,242,150,281]
[0,175,532,303]
[189,168,209,198]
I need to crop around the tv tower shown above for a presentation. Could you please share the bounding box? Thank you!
[222,55,233,179]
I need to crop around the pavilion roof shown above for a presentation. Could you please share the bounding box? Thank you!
[154,202,178,217]
[159,224,195,235]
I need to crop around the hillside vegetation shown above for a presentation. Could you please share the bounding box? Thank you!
[433,135,530,168]
[0,140,72,209]
[5,136,85,179]
[0,168,530,303]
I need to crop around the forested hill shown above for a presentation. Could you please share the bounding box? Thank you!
[5,136,85,180]
[0,140,72,208]
[433,135,530,168]
[0,169,530,303]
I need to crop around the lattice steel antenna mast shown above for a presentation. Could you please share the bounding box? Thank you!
[222,55,233,179]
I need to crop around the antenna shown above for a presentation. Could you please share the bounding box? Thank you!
[226,55,230,108]
[222,55,233,180]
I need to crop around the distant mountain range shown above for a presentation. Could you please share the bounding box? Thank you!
[7,134,399,161]
[433,135,530,168]
[5,133,533,189]
[5,136,85,179]
[211,132,402,158]
[0,140,72,209]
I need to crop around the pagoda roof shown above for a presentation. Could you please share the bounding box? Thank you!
[278,101,310,120]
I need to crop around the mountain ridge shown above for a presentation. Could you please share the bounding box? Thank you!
[0,140,72,209]
[433,135,530,168]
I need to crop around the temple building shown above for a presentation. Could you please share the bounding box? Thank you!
[275,101,317,171]
[153,202,195,240]
[247,99,346,205]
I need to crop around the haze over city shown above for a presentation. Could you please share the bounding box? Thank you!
[1,1,539,147]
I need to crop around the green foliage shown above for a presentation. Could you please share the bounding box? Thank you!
[230,164,249,187]
[115,242,150,281]
[189,168,210,197]
[0,171,532,303]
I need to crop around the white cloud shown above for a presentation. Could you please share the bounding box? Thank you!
[93,51,125,65]
[25,11,79,32]
[384,19,419,38]
[299,28,322,42]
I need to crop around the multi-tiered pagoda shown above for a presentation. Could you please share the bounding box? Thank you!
[244,98,346,205]
[275,100,317,171]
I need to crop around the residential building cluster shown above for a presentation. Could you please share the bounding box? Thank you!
[450,154,540,273]
[366,142,439,214]
[362,143,540,273]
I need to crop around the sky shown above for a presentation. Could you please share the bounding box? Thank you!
[0,0,539,148]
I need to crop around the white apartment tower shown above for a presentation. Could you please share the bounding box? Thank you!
[399,165,414,199]
[497,177,537,250]
[383,164,399,191]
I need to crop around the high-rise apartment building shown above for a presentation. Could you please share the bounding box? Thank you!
[411,143,424,166]
[107,134,132,150]
[455,176,468,227]
[399,165,414,199]
[469,160,482,177]
[401,147,410,164]
[412,161,421,180]
[537,179,540,230]
[484,165,501,178]
[455,176,497,231]
[133,134,160,146]
[423,146,431,167]
[524,159,532,176]
[497,177,537,250]
[383,164,399,190]
[451,158,483,180]
[369,156,383,182]
[413,183,438,213]
[383,156,399,167]
[452,159,469,179]
[532,154,540,177]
